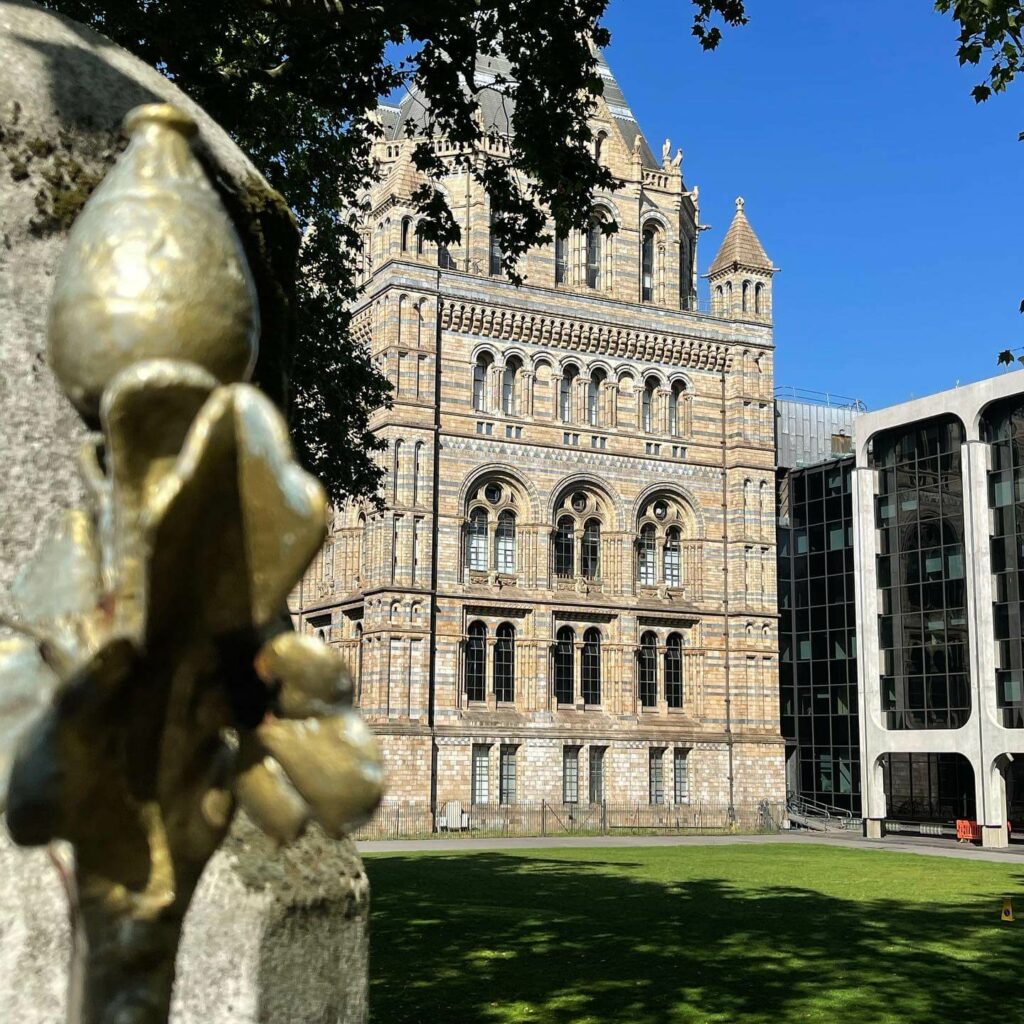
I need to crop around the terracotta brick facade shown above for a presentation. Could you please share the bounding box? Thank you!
[293,52,786,820]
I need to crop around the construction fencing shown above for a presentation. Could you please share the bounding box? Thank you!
[354,799,786,841]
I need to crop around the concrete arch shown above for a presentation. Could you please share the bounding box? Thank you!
[458,463,542,523]
[630,481,706,538]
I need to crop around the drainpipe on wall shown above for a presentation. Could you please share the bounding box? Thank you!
[426,269,444,819]
[721,363,736,820]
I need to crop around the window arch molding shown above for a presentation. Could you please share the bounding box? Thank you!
[630,483,704,540]
[549,475,624,533]
[549,480,619,583]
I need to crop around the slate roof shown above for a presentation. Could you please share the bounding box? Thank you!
[708,197,776,276]
[380,48,659,169]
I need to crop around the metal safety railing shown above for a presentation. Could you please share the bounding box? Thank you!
[353,799,787,841]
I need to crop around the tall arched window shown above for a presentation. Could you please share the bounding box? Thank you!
[466,621,486,702]
[489,213,502,276]
[438,244,456,270]
[555,234,568,285]
[502,357,521,416]
[638,631,658,708]
[664,526,682,587]
[554,626,575,704]
[588,369,606,427]
[642,377,658,433]
[554,516,575,578]
[638,523,657,585]
[494,623,515,703]
[755,282,765,314]
[725,281,733,307]
[401,217,412,252]
[392,439,403,503]
[412,442,423,506]
[742,280,751,313]
[668,382,686,437]
[473,352,493,412]
[594,130,608,163]
[641,226,657,302]
[559,364,579,423]
[496,510,516,574]
[581,519,601,580]
[680,238,691,309]
[582,628,602,705]
[665,633,684,708]
[415,227,425,256]
[585,218,602,289]
[467,508,488,571]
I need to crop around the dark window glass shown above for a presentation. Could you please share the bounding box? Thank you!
[465,622,486,702]
[559,364,578,423]
[554,626,575,704]
[586,218,602,289]
[499,745,517,804]
[582,519,601,580]
[554,517,575,578]
[555,235,568,284]
[494,623,515,703]
[489,215,502,276]
[641,227,656,302]
[496,511,516,574]
[589,747,605,804]
[467,508,488,571]
[438,244,456,270]
[562,746,579,803]
[638,523,656,585]
[665,633,684,708]
[638,631,658,707]
[582,628,601,705]
[649,748,665,805]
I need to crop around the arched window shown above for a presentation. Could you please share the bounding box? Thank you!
[725,281,733,306]
[582,519,601,580]
[415,227,425,256]
[467,508,488,571]
[665,633,684,708]
[401,217,412,252]
[680,238,691,309]
[742,280,750,313]
[412,442,423,506]
[664,526,682,587]
[582,628,601,705]
[494,623,515,703]
[466,621,487,702]
[594,130,608,163]
[559,364,579,423]
[554,516,575,578]
[641,226,657,302]
[755,282,765,314]
[554,626,575,704]
[496,510,516,574]
[642,377,658,433]
[585,218,602,289]
[668,382,686,436]
[555,234,568,285]
[392,438,403,503]
[473,352,493,412]
[588,369,606,427]
[638,523,657,585]
[502,357,521,416]
[489,213,502,276]
[638,631,658,708]
[438,244,456,270]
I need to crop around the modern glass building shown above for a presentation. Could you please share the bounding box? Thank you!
[775,394,861,813]
[853,370,1024,846]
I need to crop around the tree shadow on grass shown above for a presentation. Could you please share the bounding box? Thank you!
[365,851,1024,1024]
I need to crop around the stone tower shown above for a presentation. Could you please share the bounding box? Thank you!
[293,50,786,828]
[707,197,778,322]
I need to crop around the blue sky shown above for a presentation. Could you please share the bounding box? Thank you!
[603,0,1023,409]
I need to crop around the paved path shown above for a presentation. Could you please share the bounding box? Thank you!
[358,829,1024,864]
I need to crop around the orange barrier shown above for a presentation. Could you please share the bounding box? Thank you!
[956,819,982,842]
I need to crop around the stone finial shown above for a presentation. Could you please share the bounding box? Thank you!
[736,196,745,211]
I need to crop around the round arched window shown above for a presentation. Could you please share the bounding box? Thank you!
[485,483,503,505]
[572,492,588,513]
[653,500,668,521]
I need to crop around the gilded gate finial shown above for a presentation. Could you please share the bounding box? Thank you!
[0,104,384,1024]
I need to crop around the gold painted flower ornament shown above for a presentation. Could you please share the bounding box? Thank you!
[0,104,383,1024]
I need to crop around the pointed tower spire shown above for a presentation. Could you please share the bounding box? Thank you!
[707,197,778,321]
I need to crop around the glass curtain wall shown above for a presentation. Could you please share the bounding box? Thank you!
[777,457,860,812]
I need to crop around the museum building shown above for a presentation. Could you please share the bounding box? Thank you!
[292,51,786,822]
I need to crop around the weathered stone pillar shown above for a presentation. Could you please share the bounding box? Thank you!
[0,4,370,1021]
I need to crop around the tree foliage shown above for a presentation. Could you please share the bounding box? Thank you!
[44,0,616,504]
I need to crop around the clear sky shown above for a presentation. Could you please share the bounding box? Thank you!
[603,0,1023,409]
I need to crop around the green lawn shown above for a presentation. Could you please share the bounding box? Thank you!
[364,843,1024,1024]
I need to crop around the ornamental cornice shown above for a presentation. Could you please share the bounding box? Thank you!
[443,435,724,480]
[440,300,733,372]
